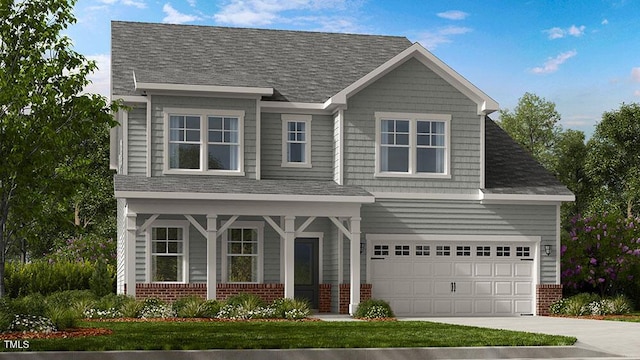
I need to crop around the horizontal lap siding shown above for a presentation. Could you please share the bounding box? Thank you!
[261,113,333,180]
[362,200,558,283]
[150,96,257,179]
[344,57,481,194]
[127,106,147,175]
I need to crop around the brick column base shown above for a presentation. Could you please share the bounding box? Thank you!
[216,283,284,304]
[135,283,207,302]
[537,284,563,316]
[319,284,332,313]
[339,284,372,314]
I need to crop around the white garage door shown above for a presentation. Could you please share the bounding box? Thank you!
[369,241,536,316]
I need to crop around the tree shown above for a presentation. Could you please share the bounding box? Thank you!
[498,92,562,170]
[553,129,591,225]
[0,0,119,297]
[585,103,640,218]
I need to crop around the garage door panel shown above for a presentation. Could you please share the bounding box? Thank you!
[370,240,536,317]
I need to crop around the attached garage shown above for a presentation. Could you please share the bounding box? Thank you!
[367,235,540,317]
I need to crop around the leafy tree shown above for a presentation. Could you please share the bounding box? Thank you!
[498,92,562,170]
[553,129,591,224]
[562,213,640,297]
[585,103,640,218]
[0,0,119,297]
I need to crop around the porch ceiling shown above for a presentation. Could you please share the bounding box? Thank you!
[114,175,374,203]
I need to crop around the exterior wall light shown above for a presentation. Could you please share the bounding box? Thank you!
[544,244,552,256]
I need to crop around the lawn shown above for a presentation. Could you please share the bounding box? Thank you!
[5,320,576,351]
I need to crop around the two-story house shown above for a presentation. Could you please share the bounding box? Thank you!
[110,21,574,316]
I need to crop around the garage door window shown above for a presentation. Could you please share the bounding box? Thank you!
[516,246,530,257]
[416,245,430,256]
[496,246,511,257]
[374,245,389,256]
[436,245,451,256]
[456,246,471,256]
[395,245,410,256]
[476,246,491,256]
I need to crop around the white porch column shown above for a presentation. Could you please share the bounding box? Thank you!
[349,216,361,315]
[283,216,296,299]
[207,215,218,299]
[125,211,137,297]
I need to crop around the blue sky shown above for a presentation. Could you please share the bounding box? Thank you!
[69,0,640,137]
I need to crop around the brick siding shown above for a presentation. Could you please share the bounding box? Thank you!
[319,284,332,313]
[216,283,284,303]
[135,283,206,302]
[339,284,372,314]
[536,284,563,316]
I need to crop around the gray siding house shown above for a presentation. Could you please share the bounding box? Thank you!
[111,21,573,316]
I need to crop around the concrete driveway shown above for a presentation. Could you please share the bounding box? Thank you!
[405,316,640,358]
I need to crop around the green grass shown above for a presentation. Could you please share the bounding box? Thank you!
[6,321,576,351]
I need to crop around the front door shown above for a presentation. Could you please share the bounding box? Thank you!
[294,238,319,309]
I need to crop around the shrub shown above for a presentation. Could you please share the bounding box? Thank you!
[46,307,80,330]
[270,298,311,320]
[94,293,131,311]
[11,293,48,317]
[549,298,567,315]
[9,315,56,334]
[607,294,633,314]
[225,293,265,309]
[89,259,114,297]
[120,298,145,318]
[354,299,395,319]
[140,298,176,319]
[0,298,14,332]
[173,296,206,318]
[550,293,633,316]
[45,290,97,309]
[4,260,106,297]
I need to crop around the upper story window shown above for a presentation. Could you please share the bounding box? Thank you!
[375,112,451,178]
[282,114,312,168]
[164,108,244,175]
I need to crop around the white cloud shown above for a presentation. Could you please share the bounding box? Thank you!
[436,10,469,20]
[544,25,585,39]
[163,3,202,24]
[602,19,609,25]
[531,50,577,74]
[213,0,351,27]
[84,54,111,97]
[416,26,472,50]
[631,67,640,82]
[97,0,146,8]
[187,0,196,6]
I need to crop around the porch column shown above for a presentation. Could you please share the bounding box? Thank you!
[284,215,296,299]
[349,216,361,315]
[126,211,137,297]
[206,215,218,299]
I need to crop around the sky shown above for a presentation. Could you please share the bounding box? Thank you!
[68,0,640,137]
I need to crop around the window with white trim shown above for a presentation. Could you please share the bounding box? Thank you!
[516,246,531,257]
[149,221,189,283]
[395,245,410,256]
[496,246,511,257]
[456,245,471,256]
[476,246,491,257]
[373,245,389,256]
[164,108,244,174]
[376,112,450,177]
[282,114,311,167]
[416,245,430,256]
[222,222,264,283]
[436,245,451,256]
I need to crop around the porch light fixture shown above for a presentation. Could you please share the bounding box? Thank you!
[360,242,366,254]
[544,244,552,256]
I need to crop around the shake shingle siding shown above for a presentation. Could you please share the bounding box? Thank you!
[260,113,334,180]
[361,200,558,283]
[343,58,481,193]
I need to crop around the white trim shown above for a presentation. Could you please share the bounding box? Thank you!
[295,232,324,284]
[113,95,148,104]
[480,190,576,203]
[146,219,190,284]
[372,192,481,201]
[217,215,240,237]
[145,96,152,177]
[260,101,329,115]
[221,221,265,284]
[115,191,375,203]
[328,216,352,241]
[374,112,452,178]
[555,203,561,284]
[137,214,160,235]
[184,214,207,238]
[480,114,486,189]
[262,215,285,239]
[162,108,246,176]
[281,114,312,168]
[122,110,129,175]
[365,234,542,243]
[326,43,499,115]
[295,216,317,237]
[333,109,344,185]
[134,77,273,97]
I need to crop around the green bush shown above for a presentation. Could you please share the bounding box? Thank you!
[173,296,218,318]
[354,299,395,319]
[120,298,145,318]
[89,260,114,297]
[11,293,48,317]
[94,293,131,311]
[0,297,14,332]
[46,307,80,330]
[4,260,113,298]
[225,293,265,309]
[140,298,176,318]
[270,298,311,320]
[550,293,633,316]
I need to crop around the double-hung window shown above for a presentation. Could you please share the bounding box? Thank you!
[148,221,189,283]
[282,114,311,167]
[222,222,264,283]
[165,108,244,175]
[376,112,450,177]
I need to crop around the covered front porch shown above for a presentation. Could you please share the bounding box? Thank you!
[115,175,374,314]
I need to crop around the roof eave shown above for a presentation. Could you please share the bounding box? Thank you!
[115,190,375,204]
[479,189,575,203]
[133,71,274,97]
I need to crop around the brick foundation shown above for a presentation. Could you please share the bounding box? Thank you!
[339,284,372,314]
[319,284,332,313]
[537,284,563,316]
[216,283,284,304]
[135,283,207,302]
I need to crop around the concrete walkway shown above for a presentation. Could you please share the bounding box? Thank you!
[404,316,640,358]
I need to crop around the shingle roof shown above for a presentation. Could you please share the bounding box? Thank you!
[484,118,573,196]
[114,175,372,198]
[111,21,412,103]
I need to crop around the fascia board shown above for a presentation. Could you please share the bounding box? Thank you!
[260,101,330,115]
[479,189,576,203]
[112,95,148,104]
[325,43,499,115]
[115,191,375,204]
[132,71,273,97]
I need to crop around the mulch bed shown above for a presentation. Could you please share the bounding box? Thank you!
[1,328,113,340]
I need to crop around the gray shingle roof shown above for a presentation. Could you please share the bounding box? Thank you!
[112,21,412,102]
[484,118,573,196]
[114,175,372,198]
